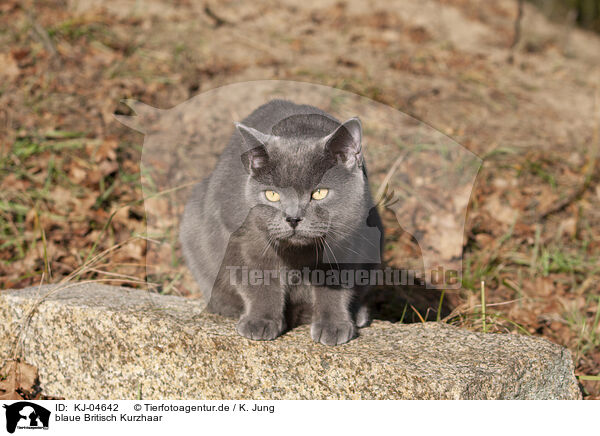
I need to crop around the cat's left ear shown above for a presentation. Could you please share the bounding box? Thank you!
[324,117,363,168]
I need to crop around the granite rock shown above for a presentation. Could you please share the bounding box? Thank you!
[0,284,581,399]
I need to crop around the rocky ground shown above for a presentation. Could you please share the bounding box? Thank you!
[0,0,599,397]
[0,284,582,400]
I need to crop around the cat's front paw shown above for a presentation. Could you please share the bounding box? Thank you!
[237,316,285,341]
[311,321,357,346]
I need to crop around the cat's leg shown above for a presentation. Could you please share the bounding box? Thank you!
[356,304,371,328]
[355,285,372,328]
[310,286,357,345]
[236,283,286,341]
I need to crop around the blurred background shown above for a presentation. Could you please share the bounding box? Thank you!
[530,0,600,32]
[0,0,599,398]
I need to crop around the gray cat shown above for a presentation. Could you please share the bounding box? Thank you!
[180,99,383,345]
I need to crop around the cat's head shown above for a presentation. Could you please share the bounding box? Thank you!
[236,114,372,248]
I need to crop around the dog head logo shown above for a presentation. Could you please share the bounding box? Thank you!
[3,402,50,434]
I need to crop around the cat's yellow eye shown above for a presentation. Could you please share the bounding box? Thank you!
[264,190,280,202]
[311,188,329,200]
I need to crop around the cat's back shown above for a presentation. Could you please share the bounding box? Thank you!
[237,99,337,134]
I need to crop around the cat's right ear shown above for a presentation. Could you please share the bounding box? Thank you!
[236,122,270,174]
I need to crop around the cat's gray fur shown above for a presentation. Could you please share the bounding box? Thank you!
[180,99,383,345]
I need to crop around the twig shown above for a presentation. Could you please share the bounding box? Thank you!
[537,172,595,219]
[510,0,524,49]
[26,11,60,67]
[204,4,231,27]
[86,268,156,284]
[374,151,408,205]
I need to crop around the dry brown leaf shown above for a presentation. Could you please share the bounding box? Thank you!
[69,163,88,184]
[483,194,519,227]
[0,359,39,400]
[558,217,577,238]
[98,160,119,176]
[474,233,495,250]
[94,138,118,162]
[0,53,20,81]
[535,276,557,298]
[0,391,23,401]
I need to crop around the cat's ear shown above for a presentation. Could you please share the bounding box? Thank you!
[235,122,271,149]
[241,146,270,174]
[324,117,363,168]
[236,122,270,173]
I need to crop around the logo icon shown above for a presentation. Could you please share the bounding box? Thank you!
[2,402,50,434]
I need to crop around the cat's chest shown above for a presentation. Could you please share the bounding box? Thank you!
[236,236,317,267]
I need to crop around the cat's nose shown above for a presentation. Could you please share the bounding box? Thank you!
[285,216,303,228]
